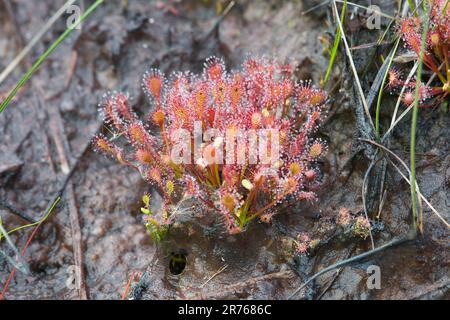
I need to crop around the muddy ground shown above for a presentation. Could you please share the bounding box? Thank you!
[0,0,448,300]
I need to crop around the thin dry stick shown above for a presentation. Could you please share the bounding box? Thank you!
[66,184,88,299]
[193,270,296,299]
[388,63,418,131]
[43,88,89,300]
[287,232,413,299]
[303,0,395,20]
[331,0,375,131]
[0,0,77,84]
[383,60,444,141]
[377,189,387,219]
[0,197,61,300]
[361,161,376,249]
[201,1,235,42]
[289,136,441,299]
[335,0,395,19]
[0,220,30,274]
[302,0,328,14]
[199,265,228,289]
[361,139,449,228]
[49,112,71,174]
[316,245,355,300]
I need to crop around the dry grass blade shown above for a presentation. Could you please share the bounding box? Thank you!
[0,0,104,114]
[331,0,375,131]
[199,265,228,289]
[361,161,376,249]
[0,221,30,275]
[0,0,77,84]
[375,38,401,138]
[287,232,413,299]
[383,62,419,139]
[360,139,449,229]
[335,0,395,20]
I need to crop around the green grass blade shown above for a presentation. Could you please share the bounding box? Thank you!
[0,0,104,115]
[443,0,449,13]
[375,37,401,139]
[410,5,430,233]
[0,0,77,84]
[0,196,60,276]
[322,0,347,86]
[407,0,417,15]
[0,197,61,241]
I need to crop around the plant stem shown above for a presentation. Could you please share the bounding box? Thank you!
[323,0,347,86]
[407,0,417,15]
[410,4,430,233]
[0,0,104,115]
[287,230,415,299]
[375,37,401,139]
[444,0,450,14]
[0,197,60,241]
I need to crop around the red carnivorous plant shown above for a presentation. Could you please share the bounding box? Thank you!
[93,56,328,241]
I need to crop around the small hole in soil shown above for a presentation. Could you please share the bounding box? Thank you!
[169,251,187,275]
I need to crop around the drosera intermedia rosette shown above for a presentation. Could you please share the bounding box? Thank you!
[93,56,329,241]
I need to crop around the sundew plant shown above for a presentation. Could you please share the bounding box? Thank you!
[389,0,450,105]
[93,56,328,241]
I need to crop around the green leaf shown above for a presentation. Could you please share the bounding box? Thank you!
[142,194,151,206]
[322,0,347,86]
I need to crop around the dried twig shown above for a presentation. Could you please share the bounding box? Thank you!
[361,139,449,228]
[44,88,89,300]
[0,201,34,223]
[316,245,355,300]
[0,196,60,300]
[287,231,414,299]
[200,1,236,43]
[199,265,228,289]
[361,160,376,249]
[0,220,30,275]
[192,270,296,300]
[331,0,375,131]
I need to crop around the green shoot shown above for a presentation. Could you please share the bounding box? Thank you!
[410,4,430,234]
[322,0,347,87]
[140,194,168,243]
[375,37,401,139]
[0,196,61,241]
[408,0,417,15]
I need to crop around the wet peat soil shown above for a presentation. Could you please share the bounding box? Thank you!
[0,0,448,299]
